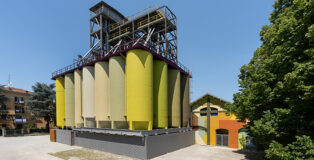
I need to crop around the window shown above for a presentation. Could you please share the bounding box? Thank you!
[15,106,24,113]
[210,108,218,116]
[216,129,229,134]
[200,108,207,116]
[1,105,6,110]
[200,107,218,116]
[15,97,24,104]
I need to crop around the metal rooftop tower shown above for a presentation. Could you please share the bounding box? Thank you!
[89,1,125,56]
[52,1,188,80]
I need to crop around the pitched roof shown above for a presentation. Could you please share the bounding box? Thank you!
[3,87,31,94]
[190,93,230,107]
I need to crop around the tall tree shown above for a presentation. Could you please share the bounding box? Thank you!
[26,82,56,130]
[0,85,9,105]
[226,0,314,151]
[0,85,9,120]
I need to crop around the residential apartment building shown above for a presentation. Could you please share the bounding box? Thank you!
[0,87,47,129]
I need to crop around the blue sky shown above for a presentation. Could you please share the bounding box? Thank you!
[0,0,274,102]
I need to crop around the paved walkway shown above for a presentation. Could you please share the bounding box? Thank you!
[152,145,256,160]
[0,135,80,160]
[0,135,257,160]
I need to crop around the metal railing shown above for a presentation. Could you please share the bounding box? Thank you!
[90,6,125,23]
[109,4,160,31]
[137,12,164,28]
[52,38,191,79]
[109,27,131,40]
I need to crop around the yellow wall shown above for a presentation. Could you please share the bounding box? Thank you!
[56,77,65,128]
[126,49,153,130]
[209,112,237,146]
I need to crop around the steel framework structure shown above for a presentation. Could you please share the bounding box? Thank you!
[52,1,189,79]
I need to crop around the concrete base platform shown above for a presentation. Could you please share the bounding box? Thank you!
[54,128,194,159]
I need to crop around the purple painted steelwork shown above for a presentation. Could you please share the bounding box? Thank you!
[51,43,191,80]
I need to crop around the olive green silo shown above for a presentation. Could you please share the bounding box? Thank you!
[181,74,190,127]
[153,60,168,129]
[168,69,181,128]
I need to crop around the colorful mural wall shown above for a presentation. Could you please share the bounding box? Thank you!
[191,94,246,149]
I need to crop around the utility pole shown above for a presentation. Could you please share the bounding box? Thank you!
[7,74,12,88]
[206,97,211,145]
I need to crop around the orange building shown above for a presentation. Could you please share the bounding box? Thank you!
[191,94,248,149]
[0,87,47,129]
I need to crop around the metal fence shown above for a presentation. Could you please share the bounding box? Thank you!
[2,128,49,137]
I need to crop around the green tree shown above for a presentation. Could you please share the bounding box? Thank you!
[0,85,9,120]
[265,135,314,160]
[0,85,9,105]
[225,0,314,151]
[26,82,56,130]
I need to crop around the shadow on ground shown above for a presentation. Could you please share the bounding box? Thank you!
[232,149,264,160]
[49,149,136,160]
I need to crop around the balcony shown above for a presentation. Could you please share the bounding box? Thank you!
[15,110,24,114]
[0,109,8,114]
[15,101,24,105]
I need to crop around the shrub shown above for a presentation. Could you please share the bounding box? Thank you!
[265,135,314,160]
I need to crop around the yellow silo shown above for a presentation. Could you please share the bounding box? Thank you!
[181,74,190,127]
[74,69,84,128]
[94,62,110,128]
[153,60,168,129]
[82,66,95,127]
[168,69,181,128]
[126,49,153,130]
[65,73,75,128]
[109,56,128,129]
[56,77,65,128]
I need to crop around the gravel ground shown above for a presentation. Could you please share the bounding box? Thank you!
[0,135,259,160]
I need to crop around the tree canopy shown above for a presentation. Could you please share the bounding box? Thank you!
[0,85,9,105]
[226,0,314,153]
[26,82,56,129]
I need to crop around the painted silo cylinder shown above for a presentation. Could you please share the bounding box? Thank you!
[181,74,190,127]
[153,60,168,129]
[126,49,153,130]
[65,73,75,128]
[94,62,110,128]
[168,69,181,128]
[82,66,95,127]
[74,70,84,128]
[109,56,128,129]
[56,77,65,128]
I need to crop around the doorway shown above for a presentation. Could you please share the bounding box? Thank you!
[216,129,228,147]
